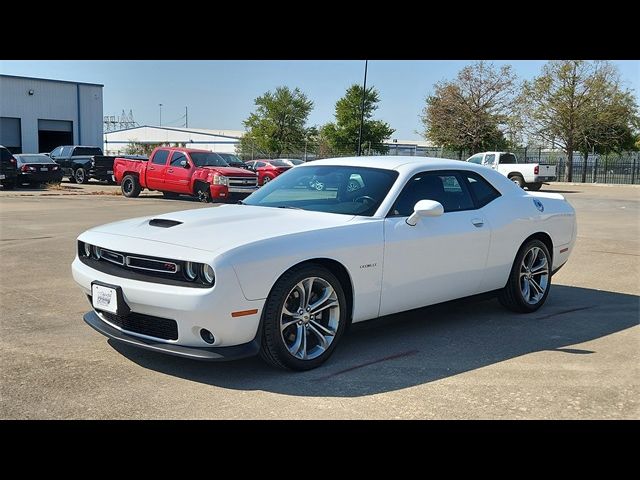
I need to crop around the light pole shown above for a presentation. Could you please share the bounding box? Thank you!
[159,104,163,127]
[357,60,368,156]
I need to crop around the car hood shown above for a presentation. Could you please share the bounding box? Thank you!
[199,166,255,176]
[89,205,356,255]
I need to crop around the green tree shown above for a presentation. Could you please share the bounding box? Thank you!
[521,60,638,181]
[321,85,394,156]
[421,61,519,155]
[237,86,314,157]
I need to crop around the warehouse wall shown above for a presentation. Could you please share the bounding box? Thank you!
[0,75,103,153]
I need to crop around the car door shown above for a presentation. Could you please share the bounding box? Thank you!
[164,151,192,193]
[58,146,74,173]
[146,149,170,190]
[379,170,491,316]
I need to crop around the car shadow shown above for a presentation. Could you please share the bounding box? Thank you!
[108,285,639,397]
[544,189,582,194]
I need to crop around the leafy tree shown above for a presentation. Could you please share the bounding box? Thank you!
[321,85,394,155]
[521,60,638,181]
[237,86,314,157]
[421,61,519,155]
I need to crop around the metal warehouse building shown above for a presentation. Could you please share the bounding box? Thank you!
[0,74,103,154]
[103,126,241,156]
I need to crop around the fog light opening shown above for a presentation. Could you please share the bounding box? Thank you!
[200,329,215,344]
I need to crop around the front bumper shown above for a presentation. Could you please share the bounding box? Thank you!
[84,311,259,361]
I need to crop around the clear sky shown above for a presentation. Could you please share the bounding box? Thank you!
[1,60,638,140]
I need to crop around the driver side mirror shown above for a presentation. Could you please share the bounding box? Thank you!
[180,159,189,168]
[406,200,444,226]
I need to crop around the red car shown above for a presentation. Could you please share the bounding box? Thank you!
[244,159,292,186]
[114,147,257,202]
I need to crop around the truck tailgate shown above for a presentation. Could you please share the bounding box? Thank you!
[92,156,116,176]
[539,164,556,176]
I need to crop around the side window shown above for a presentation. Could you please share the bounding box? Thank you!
[170,152,187,166]
[390,171,475,216]
[463,171,501,208]
[483,154,496,166]
[61,146,73,157]
[499,153,517,164]
[255,161,266,168]
[50,146,63,157]
[152,150,170,165]
[467,154,483,165]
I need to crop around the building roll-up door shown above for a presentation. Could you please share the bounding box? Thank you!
[38,119,73,153]
[0,117,22,154]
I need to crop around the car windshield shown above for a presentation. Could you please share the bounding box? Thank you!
[218,153,243,164]
[190,152,229,167]
[284,159,304,165]
[242,165,399,216]
[15,155,53,164]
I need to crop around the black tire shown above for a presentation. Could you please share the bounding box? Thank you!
[194,182,211,203]
[498,239,552,313]
[260,264,348,371]
[262,176,271,185]
[74,168,89,184]
[121,174,141,198]
[162,191,179,199]
[509,174,525,188]
[1,181,15,190]
[68,174,77,183]
[527,182,542,191]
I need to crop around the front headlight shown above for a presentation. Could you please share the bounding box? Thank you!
[202,264,215,285]
[184,261,197,280]
[79,241,92,257]
[212,175,228,186]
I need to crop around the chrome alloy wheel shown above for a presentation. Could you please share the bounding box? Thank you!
[279,277,340,360]
[519,246,549,304]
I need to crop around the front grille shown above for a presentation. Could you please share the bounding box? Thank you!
[126,255,178,274]
[228,176,257,187]
[100,310,178,341]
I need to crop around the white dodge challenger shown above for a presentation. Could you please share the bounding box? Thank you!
[72,156,576,370]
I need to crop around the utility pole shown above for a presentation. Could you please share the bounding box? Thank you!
[159,104,163,127]
[357,60,368,157]
[185,106,188,128]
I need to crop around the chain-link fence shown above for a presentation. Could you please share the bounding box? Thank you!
[236,145,640,185]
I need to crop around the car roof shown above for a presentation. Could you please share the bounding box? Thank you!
[156,147,216,153]
[306,156,474,171]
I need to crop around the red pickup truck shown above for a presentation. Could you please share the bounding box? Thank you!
[114,147,258,202]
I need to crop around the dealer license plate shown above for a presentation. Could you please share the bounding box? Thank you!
[41,167,48,171]
[92,284,118,314]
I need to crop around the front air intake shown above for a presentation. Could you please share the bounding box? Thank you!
[149,219,183,228]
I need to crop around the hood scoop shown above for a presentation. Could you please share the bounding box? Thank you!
[149,219,183,228]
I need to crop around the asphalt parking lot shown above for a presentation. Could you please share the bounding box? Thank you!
[0,181,638,419]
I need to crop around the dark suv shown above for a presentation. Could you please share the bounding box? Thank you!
[0,145,18,189]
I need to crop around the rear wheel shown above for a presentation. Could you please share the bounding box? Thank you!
[121,174,141,198]
[499,239,551,313]
[260,264,347,371]
[527,182,542,191]
[262,176,271,185]
[74,168,89,184]
[509,174,525,188]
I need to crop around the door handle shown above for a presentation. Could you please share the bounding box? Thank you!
[167,168,174,173]
[471,218,484,227]
[149,166,155,170]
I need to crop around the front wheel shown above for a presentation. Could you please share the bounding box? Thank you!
[260,264,347,371]
[121,174,141,198]
[74,168,89,184]
[498,239,551,313]
[194,182,211,203]
[527,182,542,191]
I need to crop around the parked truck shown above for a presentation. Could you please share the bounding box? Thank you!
[48,145,117,184]
[466,151,556,190]
[113,147,258,202]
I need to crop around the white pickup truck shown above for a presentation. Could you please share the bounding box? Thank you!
[466,151,556,191]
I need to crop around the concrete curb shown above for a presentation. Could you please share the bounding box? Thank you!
[550,182,640,188]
